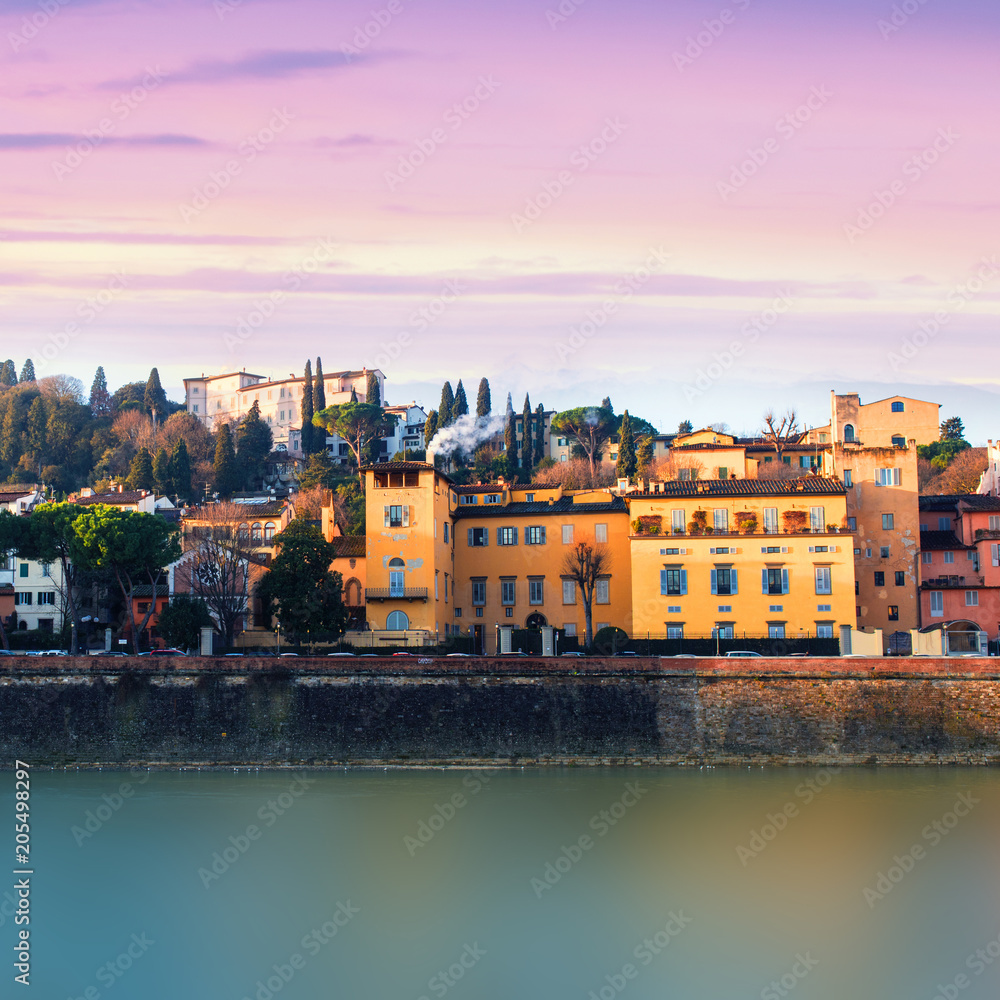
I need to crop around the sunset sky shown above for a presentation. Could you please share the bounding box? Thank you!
[2,0,998,439]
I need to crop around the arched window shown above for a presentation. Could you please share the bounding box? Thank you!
[388,557,405,597]
[843,424,855,443]
[237,523,249,543]
[263,522,276,541]
[251,522,262,543]
[387,610,409,631]
[344,577,362,605]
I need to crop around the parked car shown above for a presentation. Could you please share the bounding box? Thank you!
[149,648,186,656]
[560,651,584,657]
[724,650,763,658]
[391,651,414,657]
[327,652,355,657]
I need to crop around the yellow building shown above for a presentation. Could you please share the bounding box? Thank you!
[626,478,855,639]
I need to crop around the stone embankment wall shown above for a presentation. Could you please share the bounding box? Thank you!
[0,656,998,766]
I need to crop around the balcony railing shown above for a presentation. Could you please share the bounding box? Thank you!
[632,527,849,539]
[365,587,429,602]
[920,576,984,589]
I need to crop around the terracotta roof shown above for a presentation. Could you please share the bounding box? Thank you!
[452,496,628,519]
[130,584,170,598]
[0,491,32,502]
[920,494,1000,512]
[73,491,150,506]
[331,536,366,558]
[631,477,845,498]
[918,530,970,551]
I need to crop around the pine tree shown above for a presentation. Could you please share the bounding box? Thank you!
[126,447,155,491]
[314,358,326,411]
[301,360,314,455]
[424,410,439,449]
[601,396,612,414]
[18,360,35,383]
[438,382,454,427]
[678,419,693,435]
[521,394,533,475]
[144,368,168,427]
[89,367,113,417]
[153,447,172,495]
[476,378,491,418]
[616,410,637,482]
[236,399,273,490]
[534,403,545,464]
[213,423,239,498]
[453,380,469,420]
[366,371,380,407]
[0,360,17,387]
[170,438,192,502]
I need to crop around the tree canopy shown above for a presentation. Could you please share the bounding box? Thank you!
[551,406,616,482]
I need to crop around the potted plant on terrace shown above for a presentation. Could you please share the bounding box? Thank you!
[735,511,758,535]
[688,509,709,535]
[781,510,808,533]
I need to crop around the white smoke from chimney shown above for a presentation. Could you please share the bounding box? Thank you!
[426,413,506,465]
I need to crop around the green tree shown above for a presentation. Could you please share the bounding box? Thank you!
[534,403,545,465]
[301,360,314,455]
[366,371,380,407]
[26,396,49,471]
[616,410,637,482]
[476,378,491,418]
[112,381,146,412]
[314,357,326,411]
[169,438,192,503]
[678,420,693,435]
[505,408,517,478]
[551,406,616,482]
[212,423,239,498]
[636,435,654,481]
[0,360,17,387]
[424,410,439,449]
[521,394,533,476]
[313,403,396,483]
[144,368,168,427]
[453,380,469,420]
[155,594,214,651]
[941,416,966,441]
[257,520,348,642]
[89,366,113,417]
[153,447,172,495]
[126,447,155,491]
[438,382,454,427]
[601,396,612,414]
[298,451,337,489]
[70,505,181,654]
[236,399,273,490]
[18,360,35,384]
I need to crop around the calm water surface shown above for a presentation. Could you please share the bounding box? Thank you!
[6,767,1000,999]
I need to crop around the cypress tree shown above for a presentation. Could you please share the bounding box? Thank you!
[0,360,17,387]
[636,435,654,482]
[89,367,112,417]
[366,371,380,407]
[453,380,469,420]
[476,378,491,418]
[301,360,314,455]
[438,382,454,427]
[170,438,192,502]
[350,386,358,403]
[153,447,172,495]
[616,410,637,482]
[601,396,613,414]
[213,423,239,498]
[144,368,168,427]
[504,408,517,479]
[534,403,545,464]
[314,357,326,411]
[424,410,439,449]
[237,399,273,489]
[18,359,35,383]
[521,394,533,475]
[126,447,155,491]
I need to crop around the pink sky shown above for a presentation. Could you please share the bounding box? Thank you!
[2,0,998,438]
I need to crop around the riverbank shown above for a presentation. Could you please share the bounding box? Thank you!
[2,656,998,766]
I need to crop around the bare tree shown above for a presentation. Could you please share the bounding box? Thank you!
[932,448,988,495]
[761,409,801,465]
[561,541,611,649]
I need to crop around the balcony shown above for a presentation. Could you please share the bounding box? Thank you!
[365,587,428,602]
[920,576,984,589]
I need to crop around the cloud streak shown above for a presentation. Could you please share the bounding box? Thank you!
[0,133,208,150]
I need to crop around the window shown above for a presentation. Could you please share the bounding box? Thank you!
[525,526,546,545]
[14,593,32,605]
[816,625,834,639]
[895,571,905,586]
[713,509,728,532]
[921,551,932,564]
[563,623,577,636]
[595,580,610,604]
[595,523,608,544]
[847,517,857,531]
[891,401,904,412]
[562,525,574,545]
[497,527,518,546]
[843,424,855,442]
[388,558,405,597]
[529,579,544,605]
[485,494,502,504]
[666,626,684,639]
[435,574,439,600]
[865,548,872,558]
[966,590,979,606]
[263,522,276,542]
[990,516,1000,531]
[714,625,734,639]
[876,468,902,486]
[501,580,516,605]
[251,523,262,543]
[476,607,484,617]
[525,494,535,502]
[764,568,788,595]
[768,624,786,639]
[763,508,778,534]
[711,568,738,596]
[386,610,409,631]
[930,591,944,615]
[855,581,860,595]
[718,467,728,480]
[882,514,894,530]
[671,510,686,533]
[814,567,832,595]
[809,507,825,532]
[383,505,408,528]
[717,606,732,613]
[443,523,449,543]
[888,606,899,620]
[193,404,199,413]
[505,607,514,618]
[468,527,489,547]
[943,551,955,564]
[38,591,55,605]
[874,572,885,586]
[844,470,853,487]
[817,604,832,612]
[19,564,28,578]
[938,517,951,530]
[41,563,51,577]
[459,495,478,505]
[470,581,487,607]
[891,436,905,447]
[444,574,448,602]
[562,580,576,604]
[661,568,687,596]
[454,608,463,618]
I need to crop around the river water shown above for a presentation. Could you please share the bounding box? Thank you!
[6,767,1000,999]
